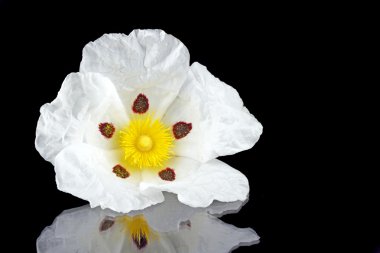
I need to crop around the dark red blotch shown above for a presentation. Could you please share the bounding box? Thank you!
[98,122,115,138]
[173,121,192,139]
[158,168,176,181]
[132,93,149,114]
[112,164,130,179]
[99,217,115,232]
[133,234,148,249]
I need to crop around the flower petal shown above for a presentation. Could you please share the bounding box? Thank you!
[163,62,263,162]
[54,143,164,213]
[140,158,249,208]
[80,30,190,117]
[35,72,128,163]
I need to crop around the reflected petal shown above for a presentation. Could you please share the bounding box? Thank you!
[37,194,259,253]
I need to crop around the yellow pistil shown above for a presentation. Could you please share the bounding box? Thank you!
[137,135,153,152]
[119,114,174,169]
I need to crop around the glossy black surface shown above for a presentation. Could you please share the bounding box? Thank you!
[1,2,378,253]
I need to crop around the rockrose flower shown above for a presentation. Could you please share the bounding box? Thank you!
[37,193,259,253]
[36,29,262,212]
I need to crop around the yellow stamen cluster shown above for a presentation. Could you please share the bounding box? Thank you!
[118,114,174,168]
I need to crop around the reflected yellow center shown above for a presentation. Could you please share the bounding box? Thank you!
[118,215,157,248]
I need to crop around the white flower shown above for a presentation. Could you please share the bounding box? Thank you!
[37,193,259,253]
[35,29,262,212]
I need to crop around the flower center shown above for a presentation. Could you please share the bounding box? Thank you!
[119,114,174,168]
[136,135,153,152]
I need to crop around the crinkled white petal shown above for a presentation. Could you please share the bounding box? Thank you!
[140,158,249,208]
[54,143,164,213]
[80,30,190,117]
[36,72,128,163]
[163,62,263,163]
[37,204,259,253]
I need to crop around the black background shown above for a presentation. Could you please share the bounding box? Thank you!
[1,2,378,253]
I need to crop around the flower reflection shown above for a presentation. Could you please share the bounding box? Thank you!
[37,193,259,253]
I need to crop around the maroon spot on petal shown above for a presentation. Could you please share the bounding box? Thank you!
[112,164,130,179]
[158,168,176,181]
[133,234,148,249]
[173,122,192,139]
[99,217,115,232]
[179,220,191,229]
[132,93,149,114]
[99,122,115,138]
